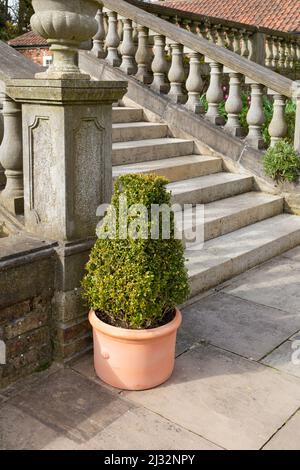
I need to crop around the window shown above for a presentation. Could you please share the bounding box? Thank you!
[43,55,53,67]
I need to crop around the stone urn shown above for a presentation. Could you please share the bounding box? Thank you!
[31,0,99,79]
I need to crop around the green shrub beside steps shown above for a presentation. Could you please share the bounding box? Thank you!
[82,174,190,329]
[263,139,300,183]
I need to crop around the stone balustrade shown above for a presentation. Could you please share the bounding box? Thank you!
[95,0,300,154]
[126,0,300,79]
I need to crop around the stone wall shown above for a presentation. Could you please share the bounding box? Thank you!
[0,238,56,389]
[0,235,95,389]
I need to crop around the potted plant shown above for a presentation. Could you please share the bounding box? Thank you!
[82,174,190,390]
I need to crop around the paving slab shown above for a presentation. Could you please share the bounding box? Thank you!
[263,410,300,450]
[0,403,68,450]
[262,340,300,379]
[42,407,222,450]
[223,256,300,316]
[122,344,300,450]
[178,292,300,360]
[6,369,131,446]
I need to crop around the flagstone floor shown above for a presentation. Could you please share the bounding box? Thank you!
[1,246,300,450]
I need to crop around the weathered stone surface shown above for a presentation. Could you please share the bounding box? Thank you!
[123,344,300,450]
[224,256,300,316]
[7,79,126,241]
[0,40,42,83]
[43,407,222,450]
[263,410,300,450]
[7,369,131,445]
[178,292,300,360]
[261,340,300,379]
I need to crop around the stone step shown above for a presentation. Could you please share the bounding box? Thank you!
[112,106,144,124]
[112,138,194,165]
[112,122,168,143]
[168,173,254,206]
[186,213,300,296]
[113,154,223,182]
[175,192,283,243]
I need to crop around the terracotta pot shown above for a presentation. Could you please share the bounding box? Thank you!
[89,308,182,391]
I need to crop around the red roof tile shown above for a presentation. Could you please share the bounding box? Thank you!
[8,31,48,47]
[160,0,300,32]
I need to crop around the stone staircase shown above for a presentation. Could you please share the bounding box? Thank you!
[112,104,300,297]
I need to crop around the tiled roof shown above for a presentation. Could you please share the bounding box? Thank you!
[161,0,300,32]
[8,31,48,47]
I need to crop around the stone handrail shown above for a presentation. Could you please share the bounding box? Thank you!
[95,0,300,153]
[129,0,300,76]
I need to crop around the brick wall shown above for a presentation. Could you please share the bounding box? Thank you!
[15,47,52,67]
[0,246,55,389]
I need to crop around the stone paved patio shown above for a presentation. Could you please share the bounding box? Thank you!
[1,247,300,450]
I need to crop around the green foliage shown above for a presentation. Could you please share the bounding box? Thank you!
[200,94,296,147]
[82,174,190,329]
[263,139,300,183]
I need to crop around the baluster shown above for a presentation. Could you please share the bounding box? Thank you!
[132,21,138,51]
[205,60,225,125]
[135,26,152,84]
[284,41,290,70]
[103,8,109,36]
[92,8,105,58]
[233,29,241,55]
[278,40,286,70]
[215,26,226,48]
[247,33,256,61]
[117,16,124,44]
[296,43,300,72]
[206,24,215,43]
[168,43,186,104]
[241,31,249,59]
[272,37,280,69]
[151,34,169,94]
[285,42,292,70]
[268,91,288,146]
[185,52,204,113]
[291,42,297,73]
[265,36,274,67]
[0,93,23,214]
[245,80,265,149]
[105,10,121,67]
[199,23,208,41]
[226,29,234,51]
[224,70,243,136]
[120,18,136,75]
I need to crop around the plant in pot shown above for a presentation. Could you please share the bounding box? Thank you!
[82,174,190,390]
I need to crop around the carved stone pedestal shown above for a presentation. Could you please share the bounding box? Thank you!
[7,78,127,360]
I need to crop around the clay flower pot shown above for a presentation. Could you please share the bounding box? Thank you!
[89,308,182,390]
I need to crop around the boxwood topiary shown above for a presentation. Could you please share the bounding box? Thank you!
[82,174,190,329]
[263,139,300,183]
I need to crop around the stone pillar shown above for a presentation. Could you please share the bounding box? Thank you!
[7,79,126,359]
[0,92,23,214]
